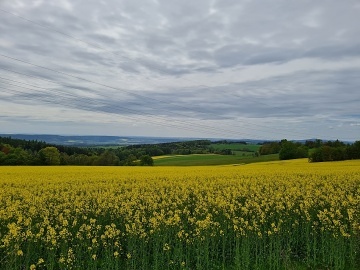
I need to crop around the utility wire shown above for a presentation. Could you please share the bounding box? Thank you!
[2,65,317,139]
[0,72,266,138]
[2,74,353,141]
[0,54,330,140]
[0,8,330,139]
[0,76,268,139]
[0,81,227,137]
[1,89,268,141]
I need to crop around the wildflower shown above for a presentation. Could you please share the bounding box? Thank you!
[163,243,170,251]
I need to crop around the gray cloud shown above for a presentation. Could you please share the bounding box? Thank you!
[303,44,360,59]
[0,0,359,140]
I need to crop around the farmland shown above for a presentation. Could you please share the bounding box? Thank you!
[210,142,261,152]
[154,153,278,166]
[1,160,359,269]
[153,143,268,166]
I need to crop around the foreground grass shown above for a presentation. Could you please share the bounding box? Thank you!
[0,160,359,269]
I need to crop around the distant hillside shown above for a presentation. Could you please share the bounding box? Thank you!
[0,134,268,146]
[0,136,231,166]
[2,135,358,166]
[0,134,198,146]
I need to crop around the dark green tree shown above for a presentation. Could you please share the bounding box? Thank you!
[259,142,281,155]
[124,154,137,166]
[309,145,346,162]
[279,141,308,160]
[139,155,154,166]
[95,150,120,166]
[38,147,61,165]
[0,151,6,164]
[346,141,360,159]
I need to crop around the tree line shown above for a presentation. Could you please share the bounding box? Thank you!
[259,139,360,162]
[308,141,360,162]
[0,137,216,166]
[2,136,359,165]
[0,136,154,166]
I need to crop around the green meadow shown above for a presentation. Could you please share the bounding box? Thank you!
[154,153,279,166]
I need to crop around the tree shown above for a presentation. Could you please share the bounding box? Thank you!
[38,147,61,165]
[123,154,137,166]
[0,144,12,155]
[0,151,6,164]
[139,155,154,166]
[309,148,323,162]
[279,141,298,160]
[9,148,31,165]
[279,141,308,160]
[95,150,120,166]
[346,141,360,159]
[259,142,281,155]
[60,152,70,165]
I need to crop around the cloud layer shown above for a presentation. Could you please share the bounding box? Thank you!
[0,0,359,140]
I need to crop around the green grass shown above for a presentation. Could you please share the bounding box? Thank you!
[154,154,279,166]
[88,143,264,166]
[210,143,261,152]
[232,150,255,157]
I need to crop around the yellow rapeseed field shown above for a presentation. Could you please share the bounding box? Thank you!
[0,159,359,269]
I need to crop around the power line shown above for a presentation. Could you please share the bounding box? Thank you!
[0,80,225,137]
[0,54,331,140]
[0,8,352,139]
[0,7,331,140]
[0,55,286,138]
[0,76,268,139]
[0,73,262,138]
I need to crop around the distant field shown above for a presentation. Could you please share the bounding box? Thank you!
[210,143,261,152]
[154,153,278,166]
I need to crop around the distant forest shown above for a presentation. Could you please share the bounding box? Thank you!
[0,136,226,166]
[1,136,359,166]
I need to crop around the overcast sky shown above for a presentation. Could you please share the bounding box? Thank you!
[1,0,359,140]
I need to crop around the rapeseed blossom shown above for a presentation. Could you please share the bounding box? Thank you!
[0,159,359,269]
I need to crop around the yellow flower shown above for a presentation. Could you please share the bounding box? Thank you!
[163,243,170,251]
[17,250,23,256]
[90,218,96,224]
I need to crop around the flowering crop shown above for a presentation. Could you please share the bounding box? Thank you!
[0,159,359,269]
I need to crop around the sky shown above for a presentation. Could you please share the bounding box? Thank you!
[0,0,359,141]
